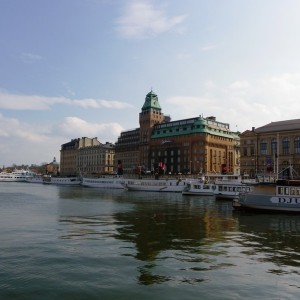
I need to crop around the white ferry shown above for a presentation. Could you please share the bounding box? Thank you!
[125,178,187,192]
[182,182,216,196]
[0,169,36,182]
[42,175,81,185]
[81,176,127,189]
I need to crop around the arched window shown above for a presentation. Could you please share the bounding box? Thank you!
[271,138,277,155]
[282,137,289,155]
[260,140,267,155]
[295,137,300,154]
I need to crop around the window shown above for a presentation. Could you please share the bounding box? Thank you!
[271,138,277,155]
[295,137,300,154]
[282,137,289,155]
[260,140,267,155]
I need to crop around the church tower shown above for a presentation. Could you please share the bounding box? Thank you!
[139,90,165,170]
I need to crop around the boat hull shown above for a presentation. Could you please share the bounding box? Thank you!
[43,176,81,185]
[25,177,43,184]
[233,193,300,213]
[81,177,127,189]
[125,179,186,192]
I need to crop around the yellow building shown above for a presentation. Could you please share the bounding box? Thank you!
[60,137,115,176]
[240,119,300,181]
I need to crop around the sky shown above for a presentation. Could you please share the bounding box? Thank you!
[1,0,300,166]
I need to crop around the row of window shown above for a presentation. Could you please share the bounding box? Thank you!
[244,137,300,155]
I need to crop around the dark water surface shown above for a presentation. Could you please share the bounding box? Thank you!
[1,182,300,299]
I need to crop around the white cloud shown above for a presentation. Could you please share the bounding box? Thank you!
[0,91,133,110]
[0,113,51,143]
[73,98,132,109]
[21,52,43,64]
[0,113,61,166]
[116,0,187,39]
[176,53,192,60]
[57,117,124,142]
[0,113,125,166]
[163,73,300,133]
[200,44,216,52]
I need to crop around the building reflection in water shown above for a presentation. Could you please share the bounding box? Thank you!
[57,188,300,286]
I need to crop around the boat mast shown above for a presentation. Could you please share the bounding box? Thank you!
[276,133,279,180]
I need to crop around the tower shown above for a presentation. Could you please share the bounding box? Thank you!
[139,90,165,170]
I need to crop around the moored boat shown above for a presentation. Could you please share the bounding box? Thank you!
[0,169,36,182]
[182,182,216,196]
[232,179,300,213]
[125,178,187,192]
[42,175,81,185]
[215,183,254,200]
[81,176,127,189]
[25,175,44,184]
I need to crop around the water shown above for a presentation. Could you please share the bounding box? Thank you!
[1,182,300,299]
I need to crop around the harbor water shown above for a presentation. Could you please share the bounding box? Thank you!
[1,182,300,299]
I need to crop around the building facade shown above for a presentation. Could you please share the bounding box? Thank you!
[114,128,140,174]
[60,137,115,176]
[115,90,240,175]
[150,116,240,175]
[240,119,300,179]
[60,138,80,176]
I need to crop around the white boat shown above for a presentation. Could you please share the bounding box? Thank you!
[124,178,187,192]
[81,176,127,189]
[25,174,44,183]
[0,169,36,182]
[206,174,243,185]
[182,182,217,196]
[214,183,254,200]
[42,175,81,185]
[232,179,300,213]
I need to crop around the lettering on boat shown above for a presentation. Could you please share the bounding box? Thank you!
[271,197,300,204]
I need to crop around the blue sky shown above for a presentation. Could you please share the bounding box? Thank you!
[1,0,300,166]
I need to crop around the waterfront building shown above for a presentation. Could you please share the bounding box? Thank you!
[114,128,140,174]
[60,138,80,176]
[60,137,115,176]
[115,90,240,175]
[240,119,300,179]
[46,157,60,175]
[77,141,115,175]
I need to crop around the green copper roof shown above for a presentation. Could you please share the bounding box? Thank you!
[142,90,161,111]
[151,117,235,139]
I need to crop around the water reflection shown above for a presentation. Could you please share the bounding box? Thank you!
[233,212,300,271]
[112,194,239,285]
[57,187,300,287]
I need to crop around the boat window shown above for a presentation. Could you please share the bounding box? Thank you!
[290,188,296,195]
[284,187,289,195]
[278,187,283,195]
[296,188,300,196]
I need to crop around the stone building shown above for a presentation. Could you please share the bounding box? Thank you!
[114,128,140,174]
[60,138,80,176]
[115,90,240,175]
[77,141,115,175]
[46,157,60,175]
[240,119,300,180]
[60,137,115,176]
